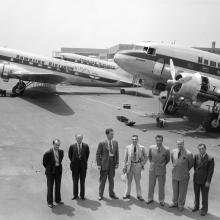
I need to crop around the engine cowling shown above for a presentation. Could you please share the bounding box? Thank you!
[173,72,202,101]
[0,63,12,82]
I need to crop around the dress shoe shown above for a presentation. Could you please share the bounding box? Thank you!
[98,196,103,200]
[72,196,79,200]
[123,195,131,199]
[137,196,144,202]
[169,203,178,208]
[81,197,86,200]
[110,195,119,199]
[200,210,207,216]
[192,207,199,212]
[160,202,165,206]
[56,201,64,205]
[48,203,54,208]
[146,200,154,204]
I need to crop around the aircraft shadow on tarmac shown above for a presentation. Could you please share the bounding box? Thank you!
[145,202,220,220]
[20,91,74,116]
[52,204,75,217]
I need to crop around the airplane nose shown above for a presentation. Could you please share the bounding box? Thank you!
[113,52,123,65]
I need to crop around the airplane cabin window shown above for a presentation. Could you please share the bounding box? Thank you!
[210,61,216,67]
[144,47,155,55]
[218,63,220,69]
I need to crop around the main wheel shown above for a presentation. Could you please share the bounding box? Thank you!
[202,113,220,132]
[12,84,25,96]
[163,100,177,115]
[120,88,126,94]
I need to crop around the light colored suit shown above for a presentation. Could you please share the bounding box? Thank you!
[123,144,147,197]
[148,144,170,202]
[171,148,194,207]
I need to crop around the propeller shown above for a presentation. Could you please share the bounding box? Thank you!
[163,59,192,113]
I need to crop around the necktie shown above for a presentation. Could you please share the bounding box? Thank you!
[55,150,59,164]
[109,141,113,153]
[78,144,82,158]
[134,146,137,161]
[178,151,181,159]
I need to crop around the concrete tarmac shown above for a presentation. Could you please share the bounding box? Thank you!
[0,81,220,220]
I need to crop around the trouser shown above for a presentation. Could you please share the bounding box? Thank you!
[99,157,115,197]
[46,168,62,204]
[194,182,209,212]
[125,163,142,197]
[148,172,166,202]
[72,168,87,198]
[172,178,189,207]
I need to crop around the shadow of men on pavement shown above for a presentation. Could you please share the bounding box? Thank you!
[52,203,75,217]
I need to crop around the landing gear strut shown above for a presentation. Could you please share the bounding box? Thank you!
[202,101,220,131]
[163,100,177,115]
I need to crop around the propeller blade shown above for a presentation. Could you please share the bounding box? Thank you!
[163,86,174,112]
[175,76,192,84]
[170,59,176,80]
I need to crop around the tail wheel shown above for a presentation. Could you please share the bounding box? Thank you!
[163,100,177,115]
[202,113,220,132]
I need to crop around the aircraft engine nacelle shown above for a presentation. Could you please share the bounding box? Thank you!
[0,63,12,82]
[173,72,202,101]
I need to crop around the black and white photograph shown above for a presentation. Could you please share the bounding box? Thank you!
[0,0,219,219]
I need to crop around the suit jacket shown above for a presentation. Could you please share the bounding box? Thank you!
[193,153,214,184]
[96,140,119,171]
[171,148,194,181]
[68,142,90,171]
[123,144,147,173]
[43,148,64,175]
[148,144,170,175]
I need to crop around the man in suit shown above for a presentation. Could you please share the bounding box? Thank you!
[43,139,64,208]
[192,143,215,216]
[146,135,170,206]
[123,135,147,201]
[170,140,194,211]
[68,134,90,200]
[96,128,119,200]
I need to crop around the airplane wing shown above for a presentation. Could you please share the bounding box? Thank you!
[12,70,67,84]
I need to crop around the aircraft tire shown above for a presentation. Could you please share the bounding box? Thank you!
[163,100,177,115]
[12,84,25,96]
[120,88,126,94]
[202,113,220,132]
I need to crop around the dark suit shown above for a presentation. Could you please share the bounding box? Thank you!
[68,143,90,198]
[43,148,64,204]
[96,140,119,197]
[193,153,214,212]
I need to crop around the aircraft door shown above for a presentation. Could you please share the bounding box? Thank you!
[153,58,165,76]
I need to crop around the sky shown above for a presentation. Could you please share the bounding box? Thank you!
[0,0,219,56]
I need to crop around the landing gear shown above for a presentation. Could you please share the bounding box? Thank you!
[202,113,220,132]
[12,81,26,96]
[163,100,177,115]
[120,88,126,94]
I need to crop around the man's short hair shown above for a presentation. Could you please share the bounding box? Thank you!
[155,134,163,140]
[132,134,138,139]
[105,128,113,135]
[53,139,60,145]
[198,143,206,149]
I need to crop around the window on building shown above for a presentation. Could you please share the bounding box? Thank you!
[198,57,203,63]
[204,59,208,65]
[210,61,216,67]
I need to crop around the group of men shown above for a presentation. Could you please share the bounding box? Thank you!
[42,128,215,217]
